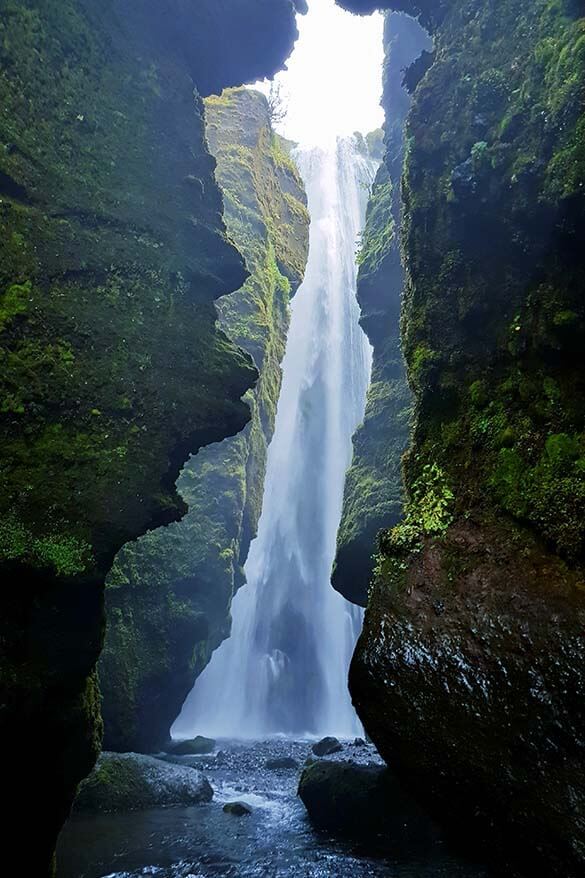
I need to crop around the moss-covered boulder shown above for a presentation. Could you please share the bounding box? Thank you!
[74,752,213,813]
[0,3,300,874]
[333,14,429,606]
[99,88,309,753]
[337,1,585,874]
[166,736,216,756]
[298,759,435,846]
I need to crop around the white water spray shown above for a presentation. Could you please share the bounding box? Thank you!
[174,137,377,739]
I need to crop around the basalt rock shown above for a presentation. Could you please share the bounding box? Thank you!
[342,1,585,875]
[312,736,343,757]
[223,801,252,816]
[0,4,301,874]
[336,1,449,31]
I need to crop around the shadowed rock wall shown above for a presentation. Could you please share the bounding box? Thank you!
[337,0,585,873]
[0,1,300,872]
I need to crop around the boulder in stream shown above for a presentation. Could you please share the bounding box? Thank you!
[298,759,437,846]
[166,736,216,756]
[74,752,213,813]
[223,801,252,816]
[265,756,300,770]
[312,736,343,757]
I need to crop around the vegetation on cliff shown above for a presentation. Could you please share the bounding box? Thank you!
[100,88,309,753]
[338,1,585,874]
[0,2,301,873]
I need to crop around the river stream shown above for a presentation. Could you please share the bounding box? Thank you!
[57,740,490,878]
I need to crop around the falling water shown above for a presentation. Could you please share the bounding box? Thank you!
[174,137,378,739]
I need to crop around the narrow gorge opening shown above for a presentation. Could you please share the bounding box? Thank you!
[173,0,384,741]
[5,0,583,875]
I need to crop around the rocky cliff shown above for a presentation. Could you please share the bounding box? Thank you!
[99,88,309,753]
[333,14,430,607]
[0,2,301,873]
[339,0,585,874]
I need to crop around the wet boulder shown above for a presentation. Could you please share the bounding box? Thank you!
[166,736,216,756]
[74,752,213,813]
[312,736,343,757]
[298,760,435,845]
[265,756,300,770]
[223,801,252,816]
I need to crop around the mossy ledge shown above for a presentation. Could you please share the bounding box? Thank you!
[339,0,585,873]
[99,88,309,754]
[0,2,300,874]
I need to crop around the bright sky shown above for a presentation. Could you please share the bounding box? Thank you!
[252,0,384,146]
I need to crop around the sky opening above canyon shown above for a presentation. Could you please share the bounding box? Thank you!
[252,0,385,146]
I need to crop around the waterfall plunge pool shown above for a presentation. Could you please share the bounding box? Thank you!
[57,739,491,878]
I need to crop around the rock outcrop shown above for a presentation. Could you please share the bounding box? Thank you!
[74,752,213,813]
[312,736,343,757]
[336,1,585,874]
[298,759,437,849]
[99,88,309,753]
[333,13,430,607]
[0,3,300,873]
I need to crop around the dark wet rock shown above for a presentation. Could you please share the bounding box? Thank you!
[298,760,437,846]
[265,756,300,770]
[353,738,367,748]
[354,521,585,876]
[167,736,216,756]
[223,801,252,816]
[74,752,213,814]
[312,737,343,757]
[451,156,477,198]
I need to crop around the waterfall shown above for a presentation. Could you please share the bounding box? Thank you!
[174,137,378,739]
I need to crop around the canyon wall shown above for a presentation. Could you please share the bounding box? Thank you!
[339,1,585,874]
[0,2,300,873]
[333,13,430,607]
[99,88,309,753]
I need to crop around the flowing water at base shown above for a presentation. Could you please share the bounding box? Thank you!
[57,740,490,878]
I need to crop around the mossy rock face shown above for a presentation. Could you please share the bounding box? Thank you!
[333,14,429,606]
[344,1,585,874]
[0,5,301,875]
[74,752,213,813]
[100,88,309,754]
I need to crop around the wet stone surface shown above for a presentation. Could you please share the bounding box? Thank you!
[57,739,491,878]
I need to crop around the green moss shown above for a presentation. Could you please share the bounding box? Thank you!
[491,433,585,557]
[0,514,92,576]
[32,534,91,577]
[0,280,31,331]
[357,174,395,272]
[270,132,299,175]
